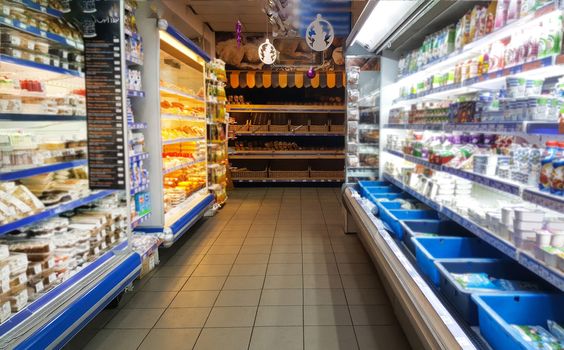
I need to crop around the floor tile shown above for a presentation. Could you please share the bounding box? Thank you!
[235,254,270,264]
[205,306,257,327]
[303,253,336,264]
[141,277,187,292]
[165,254,205,266]
[84,329,149,350]
[215,290,262,306]
[301,244,333,253]
[304,305,352,326]
[213,238,245,246]
[244,237,274,245]
[250,326,304,350]
[223,275,265,290]
[271,245,302,253]
[334,252,371,264]
[304,288,347,305]
[125,291,176,309]
[182,276,227,291]
[269,253,302,264]
[207,245,241,254]
[192,264,232,277]
[355,325,411,350]
[229,263,268,276]
[200,254,238,265]
[349,305,397,325]
[264,275,303,289]
[304,326,358,350]
[194,327,252,350]
[170,290,219,308]
[340,275,382,289]
[155,307,211,328]
[303,263,339,275]
[267,263,302,275]
[254,304,303,327]
[239,245,272,254]
[260,289,303,306]
[105,308,164,329]
[345,289,389,305]
[138,329,200,350]
[152,264,197,278]
[303,275,342,289]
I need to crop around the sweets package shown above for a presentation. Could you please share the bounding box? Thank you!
[512,325,564,350]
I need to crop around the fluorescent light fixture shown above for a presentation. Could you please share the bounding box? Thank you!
[350,0,423,52]
[160,30,206,67]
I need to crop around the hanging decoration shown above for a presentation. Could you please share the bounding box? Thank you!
[305,14,334,52]
[306,66,316,79]
[258,38,277,65]
[235,20,242,48]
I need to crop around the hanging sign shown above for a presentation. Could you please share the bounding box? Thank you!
[305,14,334,52]
[258,39,277,65]
[75,1,128,190]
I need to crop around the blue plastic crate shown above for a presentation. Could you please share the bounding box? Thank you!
[472,294,564,350]
[401,220,473,255]
[382,209,439,241]
[412,237,505,286]
[436,260,553,325]
[358,181,389,198]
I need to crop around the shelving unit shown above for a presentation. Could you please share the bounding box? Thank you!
[0,2,142,347]
[135,4,213,244]
[226,84,346,183]
[345,2,564,349]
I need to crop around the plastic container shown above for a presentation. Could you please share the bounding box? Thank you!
[412,237,505,286]
[436,260,551,325]
[383,209,440,240]
[513,208,545,222]
[401,220,473,255]
[472,294,564,350]
[358,181,389,197]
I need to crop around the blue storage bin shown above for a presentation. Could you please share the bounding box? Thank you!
[358,181,389,198]
[401,220,473,255]
[472,294,564,350]
[383,209,439,241]
[371,200,402,216]
[412,237,505,286]
[436,260,553,325]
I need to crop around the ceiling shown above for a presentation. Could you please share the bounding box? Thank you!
[185,0,368,34]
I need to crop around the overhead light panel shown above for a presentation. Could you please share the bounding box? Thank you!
[349,0,424,52]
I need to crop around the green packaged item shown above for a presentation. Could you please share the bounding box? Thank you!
[512,325,564,350]
[548,321,564,342]
[452,273,499,290]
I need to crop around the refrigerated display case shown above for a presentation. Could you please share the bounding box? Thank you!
[136,5,213,246]
[0,1,141,348]
[344,1,564,350]
[206,59,228,206]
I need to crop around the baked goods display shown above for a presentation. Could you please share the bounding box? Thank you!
[161,99,205,118]
[161,126,205,141]
[0,130,86,171]
[233,140,342,152]
[163,162,206,213]
[0,193,127,323]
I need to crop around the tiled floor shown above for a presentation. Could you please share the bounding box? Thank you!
[66,188,412,350]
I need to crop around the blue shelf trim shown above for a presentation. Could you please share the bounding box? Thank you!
[20,0,64,17]
[0,17,81,50]
[130,153,149,162]
[14,244,140,350]
[0,190,115,235]
[522,188,564,213]
[233,178,343,183]
[128,122,148,130]
[235,132,344,137]
[165,25,211,62]
[0,54,83,77]
[385,121,561,135]
[125,55,143,66]
[0,159,87,182]
[127,90,145,98]
[131,182,150,196]
[170,194,214,237]
[0,112,86,121]
[381,172,564,291]
[132,212,151,228]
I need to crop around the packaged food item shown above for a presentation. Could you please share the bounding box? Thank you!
[551,142,564,195]
[0,299,10,324]
[8,285,28,312]
[512,325,564,350]
[5,253,28,276]
[540,141,559,191]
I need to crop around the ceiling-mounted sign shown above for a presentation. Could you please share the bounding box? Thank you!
[305,14,334,51]
[258,39,277,65]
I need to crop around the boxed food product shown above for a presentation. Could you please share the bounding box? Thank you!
[8,285,28,312]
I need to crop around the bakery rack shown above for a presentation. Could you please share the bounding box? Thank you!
[135,5,213,246]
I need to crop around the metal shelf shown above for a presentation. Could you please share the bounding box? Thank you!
[162,136,205,145]
[234,132,344,137]
[0,190,116,235]
[0,17,82,50]
[382,172,564,291]
[128,122,148,130]
[384,121,563,135]
[0,54,83,78]
[161,114,206,121]
[0,159,87,182]
[0,112,86,121]
[160,87,205,102]
[19,0,64,18]
[130,152,149,162]
[233,178,344,183]
[163,159,206,175]
[230,151,345,160]
[228,104,345,114]
[125,55,143,66]
[384,149,564,211]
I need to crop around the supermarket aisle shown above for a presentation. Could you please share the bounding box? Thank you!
[69,188,411,350]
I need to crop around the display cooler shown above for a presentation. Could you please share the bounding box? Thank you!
[0,0,155,347]
[344,1,564,350]
[135,3,213,247]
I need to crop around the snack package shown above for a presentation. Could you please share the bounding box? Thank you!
[495,0,509,30]
[548,320,564,341]
[452,273,500,290]
[512,325,564,350]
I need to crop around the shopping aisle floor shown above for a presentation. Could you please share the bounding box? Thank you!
[68,188,412,350]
